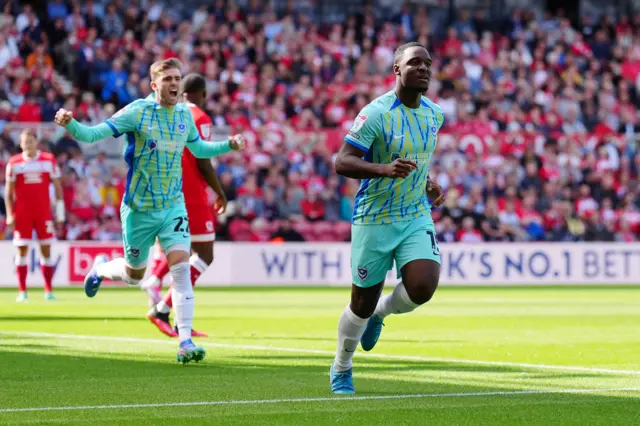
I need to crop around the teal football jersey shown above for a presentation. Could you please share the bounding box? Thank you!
[344,90,444,225]
[105,95,201,212]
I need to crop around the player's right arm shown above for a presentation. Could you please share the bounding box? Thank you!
[55,104,139,143]
[335,107,417,179]
[196,158,227,213]
[184,111,245,158]
[4,161,15,226]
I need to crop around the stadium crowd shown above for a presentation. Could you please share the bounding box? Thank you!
[0,1,639,243]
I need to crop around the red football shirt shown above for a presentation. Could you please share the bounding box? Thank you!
[183,103,214,208]
[5,151,59,215]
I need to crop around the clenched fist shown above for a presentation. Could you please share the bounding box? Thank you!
[54,109,74,126]
[229,134,246,151]
[381,158,418,179]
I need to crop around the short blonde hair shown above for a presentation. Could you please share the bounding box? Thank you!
[149,58,183,81]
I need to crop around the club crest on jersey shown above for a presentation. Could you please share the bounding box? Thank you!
[147,139,157,151]
[128,248,140,258]
[357,267,368,280]
[431,125,437,135]
[178,123,186,134]
[351,115,367,133]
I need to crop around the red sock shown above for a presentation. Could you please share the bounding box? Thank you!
[149,255,160,271]
[41,265,54,293]
[152,258,170,281]
[16,265,27,292]
[162,288,173,308]
[190,265,202,286]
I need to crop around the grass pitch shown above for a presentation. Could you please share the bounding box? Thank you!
[0,286,639,425]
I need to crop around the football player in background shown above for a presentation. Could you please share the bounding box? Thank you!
[5,129,65,302]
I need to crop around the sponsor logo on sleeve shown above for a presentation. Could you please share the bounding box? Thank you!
[351,114,367,133]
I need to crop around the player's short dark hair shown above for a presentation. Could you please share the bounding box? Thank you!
[393,42,427,65]
[181,73,206,94]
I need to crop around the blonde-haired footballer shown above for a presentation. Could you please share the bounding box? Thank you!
[54,58,245,363]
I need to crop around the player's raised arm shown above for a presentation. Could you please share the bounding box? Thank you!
[335,109,417,179]
[184,113,245,158]
[55,103,139,144]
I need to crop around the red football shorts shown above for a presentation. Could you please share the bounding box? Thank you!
[13,213,55,246]
[186,204,216,242]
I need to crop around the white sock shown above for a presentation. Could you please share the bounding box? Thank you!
[96,258,126,281]
[144,276,161,287]
[40,257,52,267]
[156,300,171,314]
[170,262,194,343]
[333,304,368,372]
[15,256,27,266]
[374,282,419,319]
[96,258,141,285]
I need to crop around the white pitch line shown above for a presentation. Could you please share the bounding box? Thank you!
[1,331,639,376]
[1,387,639,414]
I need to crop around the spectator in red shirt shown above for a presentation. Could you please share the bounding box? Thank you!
[457,216,484,242]
[300,189,325,222]
[14,96,42,122]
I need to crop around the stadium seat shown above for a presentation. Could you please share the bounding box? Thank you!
[229,219,251,241]
[312,221,335,241]
[335,221,352,241]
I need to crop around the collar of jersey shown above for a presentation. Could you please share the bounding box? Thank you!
[146,93,181,111]
[22,150,41,162]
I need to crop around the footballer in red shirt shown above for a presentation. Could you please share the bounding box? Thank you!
[5,129,65,302]
[142,74,227,337]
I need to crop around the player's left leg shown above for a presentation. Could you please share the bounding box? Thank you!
[360,217,441,352]
[331,223,394,394]
[148,209,215,337]
[13,215,33,302]
[35,218,57,300]
[153,241,212,337]
[157,204,205,364]
[14,245,29,303]
[38,244,56,300]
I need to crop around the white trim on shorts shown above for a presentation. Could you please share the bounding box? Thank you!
[124,260,148,270]
[12,238,30,247]
[190,233,216,243]
[12,238,55,246]
[165,243,190,255]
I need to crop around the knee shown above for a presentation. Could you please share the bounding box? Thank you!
[349,300,375,319]
[39,246,51,258]
[124,267,145,284]
[406,276,439,305]
[410,287,435,305]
